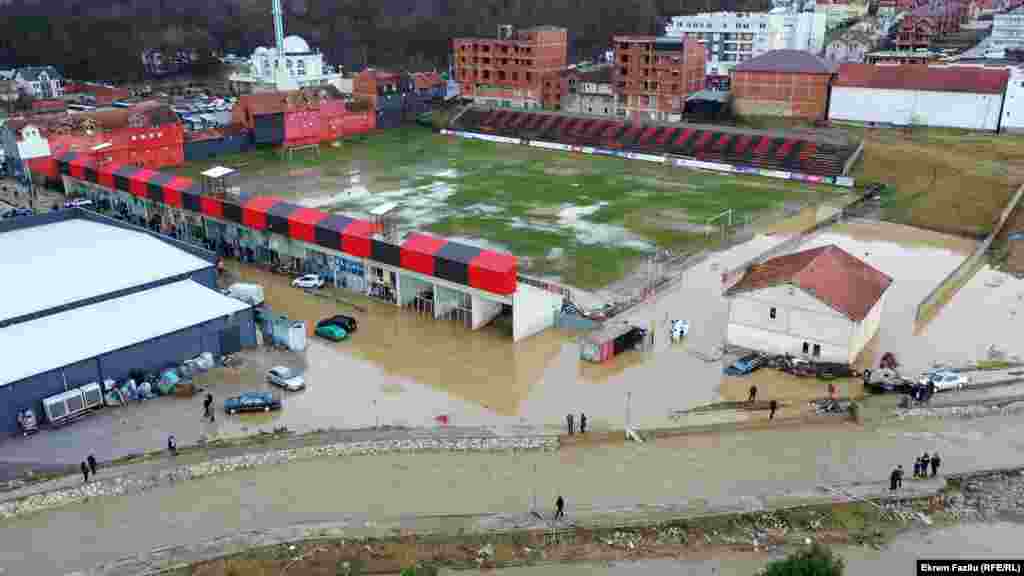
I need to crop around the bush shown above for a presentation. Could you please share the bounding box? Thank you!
[762,543,845,576]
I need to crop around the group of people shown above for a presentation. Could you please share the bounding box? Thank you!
[748,386,779,420]
[566,413,587,435]
[79,454,98,483]
[889,452,941,490]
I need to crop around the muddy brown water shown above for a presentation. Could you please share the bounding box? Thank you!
[209,218,1024,435]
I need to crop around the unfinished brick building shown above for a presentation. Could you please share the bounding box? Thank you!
[452,25,568,110]
[612,35,706,121]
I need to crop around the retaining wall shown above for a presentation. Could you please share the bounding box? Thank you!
[914,183,1024,328]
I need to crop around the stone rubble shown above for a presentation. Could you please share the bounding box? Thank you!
[897,401,1024,420]
[0,436,558,520]
[943,469,1024,521]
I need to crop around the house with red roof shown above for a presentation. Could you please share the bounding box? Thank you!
[730,50,836,120]
[828,63,1009,131]
[724,245,892,364]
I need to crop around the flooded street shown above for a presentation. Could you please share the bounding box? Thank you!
[462,522,1024,576]
[217,217,1019,434]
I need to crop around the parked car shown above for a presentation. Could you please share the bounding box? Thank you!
[316,314,358,334]
[315,323,347,342]
[724,352,768,376]
[863,367,912,394]
[918,369,969,392]
[815,362,859,380]
[1,207,34,219]
[224,392,282,414]
[64,198,93,209]
[266,366,305,390]
[291,274,325,290]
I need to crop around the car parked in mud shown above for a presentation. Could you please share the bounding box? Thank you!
[291,274,325,290]
[224,392,282,414]
[724,352,769,376]
[863,367,913,394]
[266,366,305,391]
[317,314,358,334]
[315,323,347,342]
[918,369,970,392]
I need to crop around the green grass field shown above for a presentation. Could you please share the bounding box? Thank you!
[175,126,847,289]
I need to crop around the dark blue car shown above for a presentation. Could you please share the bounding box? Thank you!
[224,392,281,415]
[724,353,768,376]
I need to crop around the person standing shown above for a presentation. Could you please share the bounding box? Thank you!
[87,454,97,476]
[896,465,904,489]
[748,385,758,403]
[930,453,941,478]
[203,393,214,422]
[81,461,90,483]
[555,495,565,520]
[769,399,778,420]
[579,413,587,434]
[921,453,930,479]
[566,413,574,436]
[168,434,177,456]
[889,466,899,491]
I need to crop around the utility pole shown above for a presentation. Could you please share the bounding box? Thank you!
[625,391,632,440]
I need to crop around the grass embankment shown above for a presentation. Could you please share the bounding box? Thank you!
[852,127,1024,237]
[174,126,844,289]
[167,497,950,576]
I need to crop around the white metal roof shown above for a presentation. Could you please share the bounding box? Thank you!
[201,166,236,178]
[0,219,212,323]
[0,280,249,387]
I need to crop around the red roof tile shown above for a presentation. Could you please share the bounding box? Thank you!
[834,64,1010,94]
[725,245,892,321]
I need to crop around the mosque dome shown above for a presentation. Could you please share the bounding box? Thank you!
[283,35,311,54]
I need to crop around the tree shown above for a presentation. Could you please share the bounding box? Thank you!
[761,543,845,576]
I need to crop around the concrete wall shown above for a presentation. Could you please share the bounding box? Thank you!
[848,290,885,363]
[471,293,503,330]
[828,86,1004,131]
[726,284,854,361]
[512,283,561,342]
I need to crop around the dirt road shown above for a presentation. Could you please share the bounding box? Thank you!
[3,414,1023,575]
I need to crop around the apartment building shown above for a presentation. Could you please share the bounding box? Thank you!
[612,36,706,121]
[452,25,568,109]
[665,10,826,77]
[992,5,1024,49]
[561,65,617,116]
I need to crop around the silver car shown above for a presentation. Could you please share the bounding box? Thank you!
[266,366,305,391]
[918,369,969,392]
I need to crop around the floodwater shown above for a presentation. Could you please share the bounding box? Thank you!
[461,521,1024,576]
[209,216,1012,435]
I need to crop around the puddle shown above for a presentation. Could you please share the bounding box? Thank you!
[558,203,607,224]
[298,186,371,208]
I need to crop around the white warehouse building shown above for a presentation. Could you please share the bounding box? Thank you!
[828,63,1010,131]
[724,245,892,364]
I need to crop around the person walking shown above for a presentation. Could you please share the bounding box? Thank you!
[930,453,941,478]
[203,393,214,422]
[896,464,904,489]
[80,461,90,483]
[889,466,899,491]
[579,413,587,434]
[748,385,758,403]
[554,495,565,520]
[168,434,177,456]
[920,453,930,479]
[566,413,574,436]
[87,454,97,476]
[769,399,778,420]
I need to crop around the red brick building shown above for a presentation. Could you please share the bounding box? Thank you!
[352,69,401,111]
[452,25,568,110]
[730,50,836,120]
[895,0,969,50]
[612,36,706,121]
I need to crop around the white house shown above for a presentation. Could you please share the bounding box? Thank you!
[13,66,64,99]
[724,244,892,364]
[229,35,343,93]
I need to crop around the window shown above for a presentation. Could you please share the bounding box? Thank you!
[802,342,810,354]
[297,60,306,76]
[769,307,776,320]
[812,344,821,357]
